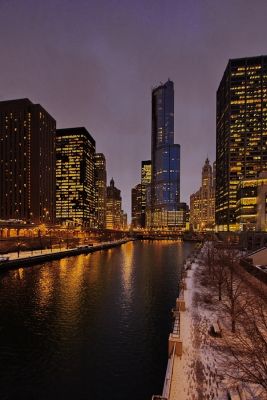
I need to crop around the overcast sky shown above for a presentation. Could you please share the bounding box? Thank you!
[1,0,267,216]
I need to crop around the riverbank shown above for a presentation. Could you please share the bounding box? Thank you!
[0,238,132,272]
[156,242,267,400]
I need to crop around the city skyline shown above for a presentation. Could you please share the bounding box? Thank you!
[1,1,267,216]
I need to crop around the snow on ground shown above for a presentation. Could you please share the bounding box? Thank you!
[169,258,225,400]
[168,243,267,400]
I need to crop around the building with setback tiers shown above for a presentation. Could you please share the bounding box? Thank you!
[216,55,267,231]
[0,98,56,224]
[95,153,107,229]
[147,79,181,229]
[56,127,95,227]
[190,158,215,231]
[106,178,123,230]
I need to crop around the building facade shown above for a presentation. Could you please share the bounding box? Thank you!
[141,160,151,228]
[236,172,267,231]
[148,79,181,229]
[257,177,267,231]
[56,127,95,227]
[216,55,267,231]
[95,153,107,229]
[190,191,201,230]
[190,158,215,231]
[0,98,56,224]
[106,178,123,230]
[131,183,142,228]
[122,212,128,230]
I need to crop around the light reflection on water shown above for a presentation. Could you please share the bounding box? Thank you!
[0,240,194,400]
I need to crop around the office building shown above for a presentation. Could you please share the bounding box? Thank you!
[141,160,151,227]
[190,191,201,231]
[216,55,267,231]
[190,158,215,231]
[95,153,107,229]
[131,183,142,228]
[147,79,181,229]
[106,178,123,230]
[122,212,128,229]
[236,172,267,231]
[0,98,56,224]
[56,127,95,227]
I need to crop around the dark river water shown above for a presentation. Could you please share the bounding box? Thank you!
[0,240,194,400]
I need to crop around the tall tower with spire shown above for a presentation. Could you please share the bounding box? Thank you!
[147,79,181,229]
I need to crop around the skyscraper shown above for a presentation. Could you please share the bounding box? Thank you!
[141,160,151,227]
[216,56,267,231]
[95,153,107,229]
[106,178,123,230]
[56,127,95,227]
[0,98,56,224]
[131,183,142,228]
[148,79,181,229]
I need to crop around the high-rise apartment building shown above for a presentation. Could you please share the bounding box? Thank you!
[190,158,215,231]
[95,153,107,229]
[56,127,95,227]
[147,79,181,229]
[106,178,123,230]
[131,183,142,228]
[0,98,56,224]
[216,56,267,231]
[141,160,151,227]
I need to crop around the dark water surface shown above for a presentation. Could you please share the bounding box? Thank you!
[0,240,194,400]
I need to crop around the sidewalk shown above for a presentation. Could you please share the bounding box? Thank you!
[0,239,131,268]
[5,247,70,261]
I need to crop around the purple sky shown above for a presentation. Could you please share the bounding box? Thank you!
[1,0,267,216]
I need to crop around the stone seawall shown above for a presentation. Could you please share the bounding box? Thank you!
[0,239,132,272]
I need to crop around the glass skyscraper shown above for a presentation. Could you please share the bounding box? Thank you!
[147,79,181,229]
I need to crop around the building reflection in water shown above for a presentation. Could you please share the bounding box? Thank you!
[37,267,53,308]
[121,241,134,301]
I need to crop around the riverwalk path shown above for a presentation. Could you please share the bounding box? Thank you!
[158,243,266,400]
[0,238,132,271]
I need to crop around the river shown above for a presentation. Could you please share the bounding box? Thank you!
[0,240,194,400]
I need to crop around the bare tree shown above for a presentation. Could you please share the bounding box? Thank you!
[222,272,251,333]
[213,249,227,301]
[225,246,240,289]
[224,300,267,395]
[203,242,216,276]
